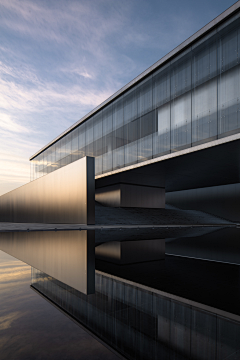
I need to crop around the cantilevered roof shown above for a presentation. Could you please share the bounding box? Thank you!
[30,1,240,160]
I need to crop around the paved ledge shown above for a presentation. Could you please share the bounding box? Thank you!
[0,223,236,245]
[0,222,236,232]
[0,204,236,242]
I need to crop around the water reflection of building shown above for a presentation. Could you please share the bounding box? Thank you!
[30,3,240,221]
[31,266,240,360]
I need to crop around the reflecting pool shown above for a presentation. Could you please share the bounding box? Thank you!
[0,250,120,360]
[1,227,240,359]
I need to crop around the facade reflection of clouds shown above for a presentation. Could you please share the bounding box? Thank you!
[0,312,21,331]
[0,253,30,284]
[0,265,30,284]
[0,263,26,269]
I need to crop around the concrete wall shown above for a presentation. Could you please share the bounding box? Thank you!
[166,183,240,222]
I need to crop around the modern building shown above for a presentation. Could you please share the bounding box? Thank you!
[29,2,240,220]
[2,9,240,357]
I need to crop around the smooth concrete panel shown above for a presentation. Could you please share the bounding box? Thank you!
[166,183,240,222]
[0,230,95,294]
[96,183,165,208]
[95,239,165,264]
[0,157,95,224]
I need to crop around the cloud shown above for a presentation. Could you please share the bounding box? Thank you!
[0,113,30,134]
[62,66,93,79]
[0,0,132,49]
[0,59,113,115]
[77,71,92,79]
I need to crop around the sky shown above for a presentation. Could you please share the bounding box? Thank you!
[0,0,238,196]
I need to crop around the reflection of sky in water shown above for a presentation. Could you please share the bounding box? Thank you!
[0,250,120,360]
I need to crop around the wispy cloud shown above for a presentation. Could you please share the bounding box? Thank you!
[77,70,93,79]
[0,113,30,134]
[62,66,93,79]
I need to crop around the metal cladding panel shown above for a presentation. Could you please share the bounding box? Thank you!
[0,230,95,295]
[0,156,95,224]
[86,157,95,224]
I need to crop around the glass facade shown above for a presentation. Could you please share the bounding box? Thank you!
[30,13,240,180]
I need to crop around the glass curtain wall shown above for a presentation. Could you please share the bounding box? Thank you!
[31,14,240,180]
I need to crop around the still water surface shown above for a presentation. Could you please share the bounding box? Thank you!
[0,250,120,360]
[32,265,240,360]
[1,226,240,360]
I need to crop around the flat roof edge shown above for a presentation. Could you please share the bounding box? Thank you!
[30,1,240,160]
